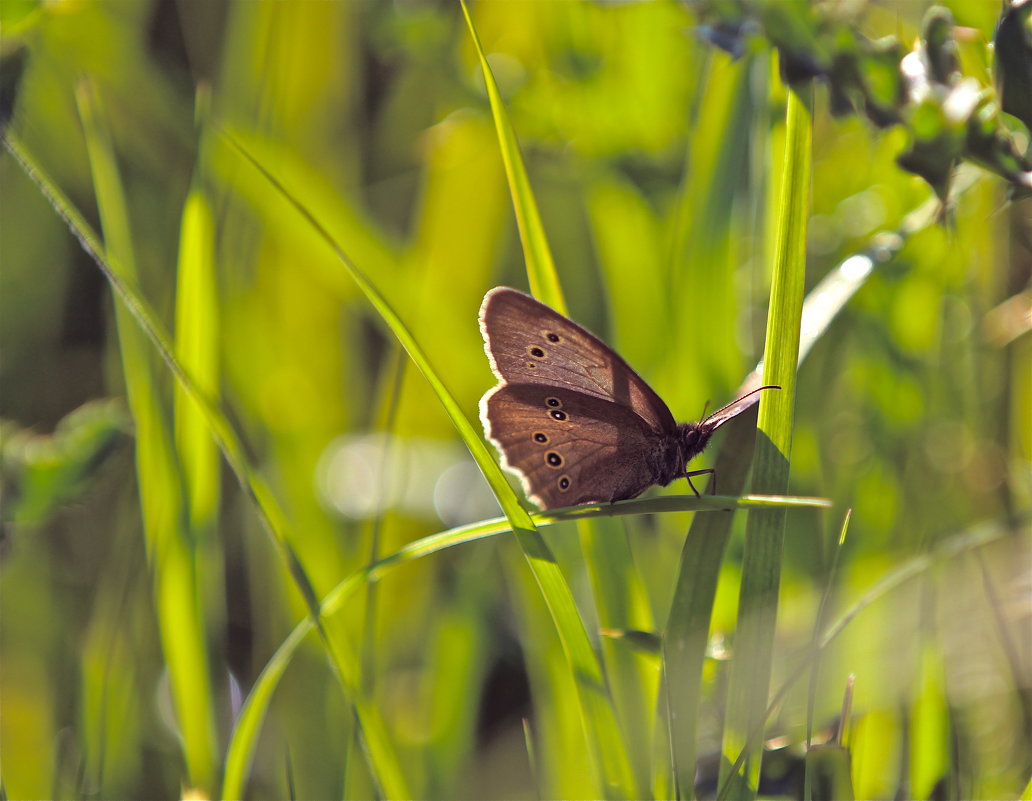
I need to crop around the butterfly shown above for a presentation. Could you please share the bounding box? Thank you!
[478,286,777,510]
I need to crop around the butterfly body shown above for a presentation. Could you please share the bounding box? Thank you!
[478,287,772,511]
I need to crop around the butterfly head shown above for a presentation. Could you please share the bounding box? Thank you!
[674,421,715,473]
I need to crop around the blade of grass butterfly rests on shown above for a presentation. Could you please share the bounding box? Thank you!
[662,402,763,798]
[479,287,779,510]
[461,2,648,792]
[461,7,638,786]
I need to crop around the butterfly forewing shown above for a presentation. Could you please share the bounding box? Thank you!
[481,384,663,509]
[479,287,676,434]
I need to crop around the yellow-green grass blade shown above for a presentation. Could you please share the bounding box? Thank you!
[75,82,218,796]
[909,640,950,800]
[719,83,812,800]
[174,186,220,533]
[171,182,224,791]
[459,0,565,314]
[223,492,830,798]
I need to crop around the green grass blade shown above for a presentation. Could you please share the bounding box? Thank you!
[170,183,223,793]
[459,0,565,313]
[458,5,646,792]
[172,179,224,796]
[719,83,812,799]
[580,515,658,790]
[75,81,219,795]
[663,407,763,799]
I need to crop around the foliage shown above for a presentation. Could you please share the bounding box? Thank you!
[1,1,1028,800]
[690,0,1032,200]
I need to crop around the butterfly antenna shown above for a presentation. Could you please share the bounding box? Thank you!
[702,384,781,423]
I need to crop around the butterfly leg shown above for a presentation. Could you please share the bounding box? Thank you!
[684,468,715,497]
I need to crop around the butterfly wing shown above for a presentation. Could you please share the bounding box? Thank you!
[479,287,676,434]
[481,384,667,510]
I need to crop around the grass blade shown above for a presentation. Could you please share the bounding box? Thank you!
[719,81,812,799]
[76,81,219,795]
[663,149,979,800]
[459,0,565,313]
[458,5,649,793]
[174,186,220,532]
[664,406,764,799]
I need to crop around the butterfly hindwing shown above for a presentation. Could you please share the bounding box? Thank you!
[480,383,665,509]
[479,287,676,434]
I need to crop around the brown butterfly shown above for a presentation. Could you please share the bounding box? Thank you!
[479,287,777,510]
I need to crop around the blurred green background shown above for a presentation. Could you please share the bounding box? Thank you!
[1,1,1028,799]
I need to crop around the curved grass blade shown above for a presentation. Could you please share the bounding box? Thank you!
[223,490,829,798]
[221,129,643,798]
[459,5,649,793]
